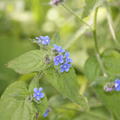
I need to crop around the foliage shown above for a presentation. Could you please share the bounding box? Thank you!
[0,0,120,120]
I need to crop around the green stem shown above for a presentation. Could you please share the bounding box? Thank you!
[93,7,108,77]
[61,3,91,29]
[92,7,100,55]
[61,3,107,77]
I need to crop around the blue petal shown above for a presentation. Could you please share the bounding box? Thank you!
[39,87,43,92]
[40,36,45,40]
[60,59,64,63]
[33,93,37,98]
[65,68,70,72]
[36,96,41,101]
[60,68,64,72]
[65,52,70,57]
[40,93,45,98]
[45,36,49,40]
[43,109,49,117]
[34,88,38,93]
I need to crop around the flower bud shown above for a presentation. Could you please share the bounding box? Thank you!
[50,0,63,5]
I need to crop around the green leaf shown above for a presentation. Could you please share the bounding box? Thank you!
[84,50,120,82]
[0,80,48,120]
[84,56,101,82]
[44,67,88,110]
[8,50,48,74]
[102,50,120,76]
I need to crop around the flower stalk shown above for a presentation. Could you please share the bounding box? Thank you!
[93,7,108,77]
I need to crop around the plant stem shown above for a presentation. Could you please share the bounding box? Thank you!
[61,3,107,77]
[93,7,108,77]
[61,3,91,29]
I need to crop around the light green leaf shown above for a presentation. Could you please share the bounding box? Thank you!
[8,50,48,74]
[44,67,88,110]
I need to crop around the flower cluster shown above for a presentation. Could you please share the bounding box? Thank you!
[34,36,50,45]
[53,44,72,72]
[33,88,45,101]
[104,79,120,92]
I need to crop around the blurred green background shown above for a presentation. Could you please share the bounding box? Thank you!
[0,0,120,119]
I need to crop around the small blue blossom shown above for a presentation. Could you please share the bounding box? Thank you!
[64,52,70,57]
[35,36,50,45]
[43,109,50,118]
[54,55,64,65]
[64,52,72,63]
[33,88,44,101]
[65,57,72,63]
[60,63,71,72]
[114,79,120,91]
[53,44,65,53]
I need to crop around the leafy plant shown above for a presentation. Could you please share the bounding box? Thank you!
[0,0,120,120]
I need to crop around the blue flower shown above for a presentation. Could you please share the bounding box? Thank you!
[35,36,50,45]
[64,52,72,63]
[54,55,64,65]
[53,44,65,53]
[114,79,120,91]
[64,52,70,57]
[43,109,50,118]
[66,57,72,63]
[60,63,71,72]
[33,88,44,101]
